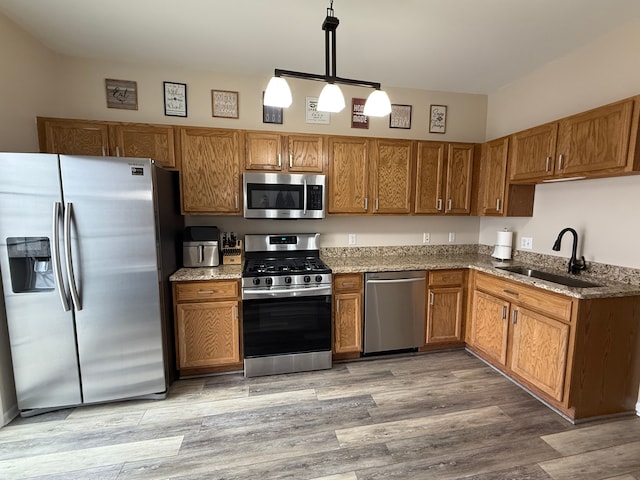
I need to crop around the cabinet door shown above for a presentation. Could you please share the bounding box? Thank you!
[175,301,240,369]
[179,128,241,214]
[510,306,569,402]
[509,123,558,182]
[334,292,362,354]
[444,143,474,214]
[426,286,463,344]
[556,99,633,176]
[479,137,509,215]
[38,118,110,156]
[328,137,369,213]
[287,134,324,172]
[244,131,283,171]
[470,290,509,366]
[414,142,446,214]
[371,139,413,214]
[111,124,176,169]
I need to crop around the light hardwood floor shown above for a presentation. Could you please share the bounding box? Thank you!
[1,350,639,480]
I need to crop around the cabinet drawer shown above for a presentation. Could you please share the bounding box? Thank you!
[175,281,239,302]
[429,270,464,286]
[334,273,363,292]
[475,273,572,322]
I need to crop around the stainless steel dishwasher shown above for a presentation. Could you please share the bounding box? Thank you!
[364,270,426,354]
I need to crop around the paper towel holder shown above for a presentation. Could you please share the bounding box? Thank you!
[492,229,513,261]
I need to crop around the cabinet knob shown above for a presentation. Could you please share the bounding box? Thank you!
[436,198,443,211]
[512,310,518,324]
[496,198,501,212]
[502,305,507,319]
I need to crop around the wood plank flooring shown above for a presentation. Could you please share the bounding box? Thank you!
[0,350,639,480]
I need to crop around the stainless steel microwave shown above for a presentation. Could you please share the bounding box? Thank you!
[243,172,326,219]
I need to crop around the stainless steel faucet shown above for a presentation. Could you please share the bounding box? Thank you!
[552,227,587,274]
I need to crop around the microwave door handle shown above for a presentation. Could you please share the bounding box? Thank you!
[303,179,308,216]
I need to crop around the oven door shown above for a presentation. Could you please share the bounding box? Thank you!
[243,294,332,358]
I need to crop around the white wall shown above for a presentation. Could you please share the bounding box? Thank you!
[482,17,640,269]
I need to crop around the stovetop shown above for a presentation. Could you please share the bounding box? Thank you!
[243,256,331,277]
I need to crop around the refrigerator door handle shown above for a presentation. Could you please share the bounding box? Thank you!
[52,202,71,312]
[63,202,83,310]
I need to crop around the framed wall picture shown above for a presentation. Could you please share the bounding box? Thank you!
[429,104,447,133]
[212,90,239,118]
[163,81,187,117]
[389,104,412,129]
[305,97,330,124]
[262,91,283,124]
[351,98,368,129]
[105,79,138,110]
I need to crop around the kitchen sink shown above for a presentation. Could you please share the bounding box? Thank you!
[497,265,603,288]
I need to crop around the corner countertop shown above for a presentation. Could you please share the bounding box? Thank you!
[169,253,640,300]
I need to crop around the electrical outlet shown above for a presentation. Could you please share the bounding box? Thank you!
[448,232,456,243]
[521,236,533,249]
[423,232,430,244]
[348,233,357,245]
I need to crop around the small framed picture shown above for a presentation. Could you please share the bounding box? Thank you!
[389,104,412,129]
[105,79,138,110]
[351,98,368,129]
[163,81,187,117]
[262,92,283,124]
[429,104,447,133]
[212,90,239,118]
[305,97,330,124]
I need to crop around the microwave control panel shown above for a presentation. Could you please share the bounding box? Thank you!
[307,185,323,210]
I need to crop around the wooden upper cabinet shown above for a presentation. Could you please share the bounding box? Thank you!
[445,143,474,214]
[415,142,473,215]
[414,142,446,214]
[328,137,369,214]
[110,123,176,169]
[244,132,324,172]
[509,122,558,182]
[38,117,110,156]
[244,131,282,171]
[288,134,324,172]
[178,127,241,215]
[479,137,509,215]
[556,99,634,176]
[370,139,414,214]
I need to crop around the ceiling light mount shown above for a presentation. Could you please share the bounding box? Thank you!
[263,1,391,116]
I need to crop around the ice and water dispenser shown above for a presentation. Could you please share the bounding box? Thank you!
[6,237,54,292]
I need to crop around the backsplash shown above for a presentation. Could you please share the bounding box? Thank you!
[321,244,640,286]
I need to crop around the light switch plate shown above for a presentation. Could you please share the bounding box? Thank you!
[348,233,357,245]
[521,236,533,249]
[448,232,456,243]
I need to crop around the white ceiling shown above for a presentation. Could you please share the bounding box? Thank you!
[2,0,640,94]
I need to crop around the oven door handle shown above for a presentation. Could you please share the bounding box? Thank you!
[243,285,332,299]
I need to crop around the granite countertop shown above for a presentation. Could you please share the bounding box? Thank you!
[169,253,640,300]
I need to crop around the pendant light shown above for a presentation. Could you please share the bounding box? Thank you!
[263,1,391,116]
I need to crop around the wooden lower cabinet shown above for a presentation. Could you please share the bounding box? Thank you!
[468,270,640,420]
[332,273,363,359]
[424,270,465,348]
[173,280,242,376]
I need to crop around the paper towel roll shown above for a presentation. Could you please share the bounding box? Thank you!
[495,230,513,247]
[492,230,513,260]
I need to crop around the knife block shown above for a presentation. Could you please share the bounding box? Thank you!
[222,240,243,265]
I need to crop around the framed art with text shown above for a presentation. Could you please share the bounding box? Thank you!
[389,104,412,129]
[163,81,187,117]
[429,104,447,133]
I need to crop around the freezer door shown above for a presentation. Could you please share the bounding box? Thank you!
[59,155,166,403]
[0,153,82,411]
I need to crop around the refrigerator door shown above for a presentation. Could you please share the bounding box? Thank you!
[59,156,166,403]
[0,153,82,411]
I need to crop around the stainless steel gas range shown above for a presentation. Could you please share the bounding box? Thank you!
[241,233,332,377]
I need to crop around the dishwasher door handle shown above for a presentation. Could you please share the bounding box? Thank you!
[366,277,425,285]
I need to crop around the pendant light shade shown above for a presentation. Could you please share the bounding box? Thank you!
[317,83,345,112]
[264,76,292,108]
[363,89,392,117]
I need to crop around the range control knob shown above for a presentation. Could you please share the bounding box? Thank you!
[265,278,273,286]
[303,275,311,283]
[252,278,260,286]
[315,275,323,283]
[284,277,292,284]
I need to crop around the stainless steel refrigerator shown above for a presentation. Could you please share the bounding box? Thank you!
[0,153,182,415]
